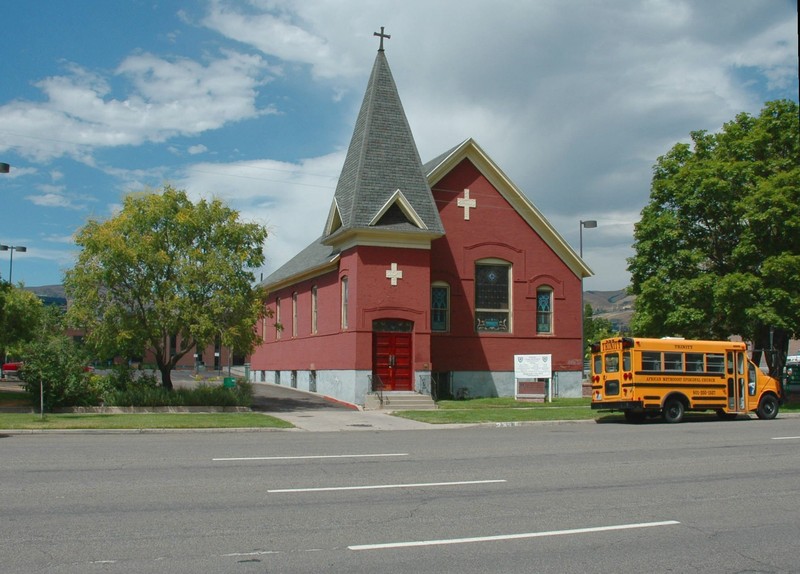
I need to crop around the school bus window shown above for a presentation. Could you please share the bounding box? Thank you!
[664,352,682,371]
[622,351,631,372]
[737,353,745,375]
[593,354,602,375]
[707,353,724,373]
[642,351,661,371]
[686,353,704,372]
[748,362,757,396]
[605,353,620,373]
[727,352,735,374]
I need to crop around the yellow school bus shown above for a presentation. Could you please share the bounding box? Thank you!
[589,337,783,423]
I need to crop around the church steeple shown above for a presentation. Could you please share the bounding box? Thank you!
[323,29,444,245]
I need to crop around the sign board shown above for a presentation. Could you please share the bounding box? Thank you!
[514,354,553,402]
[514,354,552,379]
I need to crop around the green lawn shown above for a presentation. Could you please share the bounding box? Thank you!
[395,398,601,424]
[0,412,294,430]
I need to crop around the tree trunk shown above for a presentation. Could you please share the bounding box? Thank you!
[753,325,789,381]
[160,363,173,391]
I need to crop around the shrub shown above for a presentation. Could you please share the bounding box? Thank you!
[104,378,253,408]
[21,334,108,410]
[105,363,159,391]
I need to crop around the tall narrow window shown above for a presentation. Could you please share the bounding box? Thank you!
[341,276,349,330]
[311,285,318,334]
[475,261,510,332]
[431,283,450,332]
[536,287,553,334]
[292,292,298,337]
[275,297,282,339]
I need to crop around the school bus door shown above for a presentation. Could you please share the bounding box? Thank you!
[726,351,746,412]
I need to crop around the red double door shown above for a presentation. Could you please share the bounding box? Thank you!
[372,332,413,391]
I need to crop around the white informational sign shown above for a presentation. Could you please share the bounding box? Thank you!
[514,354,552,379]
[514,354,553,402]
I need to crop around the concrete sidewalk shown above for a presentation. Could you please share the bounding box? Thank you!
[246,381,434,431]
[259,408,434,432]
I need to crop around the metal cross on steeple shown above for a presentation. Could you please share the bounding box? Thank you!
[374,26,390,51]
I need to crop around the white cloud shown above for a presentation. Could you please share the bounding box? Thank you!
[176,152,344,274]
[0,49,274,162]
[26,192,84,210]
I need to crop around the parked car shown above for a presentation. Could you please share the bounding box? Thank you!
[2,362,23,378]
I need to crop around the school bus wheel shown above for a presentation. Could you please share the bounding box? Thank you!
[662,396,686,424]
[756,394,779,420]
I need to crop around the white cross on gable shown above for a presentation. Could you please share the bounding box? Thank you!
[457,188,476,220]
[386,262,403,286]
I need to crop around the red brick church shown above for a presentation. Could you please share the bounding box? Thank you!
[248,32,591,406]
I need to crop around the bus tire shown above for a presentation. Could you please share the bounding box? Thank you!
[662,397,685,423]
[756,394,779,420]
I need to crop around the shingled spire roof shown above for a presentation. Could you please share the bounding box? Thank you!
[323,31,444,245]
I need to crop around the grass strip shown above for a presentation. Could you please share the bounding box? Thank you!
[0,412,293,430]
[395,406,599,424]
[436,397,591,410]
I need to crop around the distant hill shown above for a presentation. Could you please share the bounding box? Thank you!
[584,289,634,331]
[24,284,67,307]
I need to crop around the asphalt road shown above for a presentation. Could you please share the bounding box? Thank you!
[1,418,799,573]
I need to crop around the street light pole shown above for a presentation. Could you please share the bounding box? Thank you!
[579,220,597,258]
[578,220,597,378]
[0,245,27,284]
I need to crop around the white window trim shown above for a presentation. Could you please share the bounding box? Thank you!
[341,276,349,330]
[311,285,318,335]
[292,292,298,337]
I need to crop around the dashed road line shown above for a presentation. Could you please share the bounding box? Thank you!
[268,479,507,494]
[348,520,681,550]
[213,453,408,461]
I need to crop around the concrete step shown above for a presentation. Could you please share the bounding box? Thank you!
[365,392,437,411]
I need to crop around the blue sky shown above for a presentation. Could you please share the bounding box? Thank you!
[0,1,797,290]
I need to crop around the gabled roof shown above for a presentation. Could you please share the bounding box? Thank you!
[425,138,593,280]
[261,236,340,292]
[322,48,444,245]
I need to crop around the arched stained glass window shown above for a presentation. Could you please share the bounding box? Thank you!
[536,287,553,334]
[431,283,450,332]
[475,261,510,332]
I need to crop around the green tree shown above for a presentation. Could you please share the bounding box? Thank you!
[628,100,800,376]
[0,283,45,362]
[65,185,269,390]
[583,304,616,357]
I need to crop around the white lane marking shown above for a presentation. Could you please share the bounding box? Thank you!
[772,436,800,440]
[213,453,408,461]
[221,550,279,557]
[348,520,681,551]
[268,479,506,494]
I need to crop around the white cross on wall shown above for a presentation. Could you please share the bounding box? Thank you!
[457,188,476,220]
[385,262,403,286]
